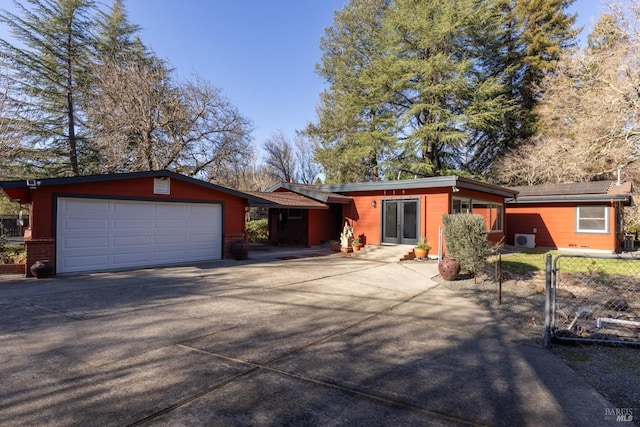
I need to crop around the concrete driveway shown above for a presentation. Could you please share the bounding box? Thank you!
[0,253,617,426]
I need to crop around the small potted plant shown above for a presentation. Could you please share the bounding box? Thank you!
[351,237,362,252]
[413,238,431,259]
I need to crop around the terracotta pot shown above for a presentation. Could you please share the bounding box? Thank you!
[30,259,54,279]
[438,257,460,281]
[413,248,428,259]
[352,244,362,253]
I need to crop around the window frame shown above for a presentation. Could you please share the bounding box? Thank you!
[452,196,504,233]
[288,208,303,220]
[575,205,609,234]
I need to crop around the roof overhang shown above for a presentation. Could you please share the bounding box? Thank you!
[268,182,353,204]
[0,170,268,205]
[245,191,329,209]
[317,176,518,198]
[507,194,633,205]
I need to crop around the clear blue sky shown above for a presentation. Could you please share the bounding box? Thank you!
[0,0,606,158]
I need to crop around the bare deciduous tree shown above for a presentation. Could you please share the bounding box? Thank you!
[262,130,320,184]
[85,55,254,178]
[295,134,320,184]
[493,9,640,186]
[263,130,296,182]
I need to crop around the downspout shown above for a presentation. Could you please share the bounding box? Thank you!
[611,198,619,252]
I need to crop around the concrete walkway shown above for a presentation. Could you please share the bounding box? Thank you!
[0,253,618,426]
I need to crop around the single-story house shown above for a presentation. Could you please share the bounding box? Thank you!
[506,181,633,253]
[266,177,519,255]
[0,170,273,275]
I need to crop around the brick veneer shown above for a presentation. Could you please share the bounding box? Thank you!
[224,233,247,259]
[24,238,55,277]
[0,264,26,275]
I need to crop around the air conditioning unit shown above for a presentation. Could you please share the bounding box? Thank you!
[514,233,536,248]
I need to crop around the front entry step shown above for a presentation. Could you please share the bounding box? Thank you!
[350,244,420,263]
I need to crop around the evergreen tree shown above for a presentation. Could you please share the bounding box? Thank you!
[383,0,511,176]
[308,0,513,181]
[309,0,579,182]
[0,0,97,176]
[307,0,392,183]
[94,0,148,65]
[509,0,578,141]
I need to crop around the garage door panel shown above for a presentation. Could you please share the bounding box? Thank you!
[57,198,222,273]
[114,202,152,215]
[113,218,151,230]
[155,204,188,216]
[154,249,185,262]
[112,235,152,247]
[63,236,110,250]
[154,235,188,245]
[61,218,110,231]
[154,219,188,229]
[63,198,110,213]
[62,254,110,270]
[112,252,152,265]
[190,233,219,243]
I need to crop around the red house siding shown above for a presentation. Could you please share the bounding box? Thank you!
[506,200,619,251]
[24,176,248,271]
[308,208,338,246]
[339,188,506,255]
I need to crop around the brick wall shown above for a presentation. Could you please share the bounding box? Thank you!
[224,233,246,259]
[24,239,55,277]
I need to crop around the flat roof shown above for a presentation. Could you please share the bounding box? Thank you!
[317,176,518,198]
[507,181,633,205]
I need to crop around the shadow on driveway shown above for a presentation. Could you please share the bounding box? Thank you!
[0,255,617,426]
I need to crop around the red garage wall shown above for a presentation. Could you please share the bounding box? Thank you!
[25,176,248,270]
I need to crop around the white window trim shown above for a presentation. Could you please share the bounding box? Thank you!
[575,205,609,234]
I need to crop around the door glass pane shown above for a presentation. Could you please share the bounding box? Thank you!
[384,201,398,239]
[403,201,417,240]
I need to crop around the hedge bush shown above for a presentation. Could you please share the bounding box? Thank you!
[246,218,268,242]
[442,213,490,275]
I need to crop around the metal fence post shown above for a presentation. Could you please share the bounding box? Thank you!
[543,253,553,347]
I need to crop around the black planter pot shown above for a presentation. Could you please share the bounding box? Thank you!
[30,260,54,279]
[230,240,249,260]
[438,257,460,281]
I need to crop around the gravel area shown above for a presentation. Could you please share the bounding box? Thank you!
[433,267,640,418]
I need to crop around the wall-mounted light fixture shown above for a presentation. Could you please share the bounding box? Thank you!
[452,186,459,193]
[371,200,377,208]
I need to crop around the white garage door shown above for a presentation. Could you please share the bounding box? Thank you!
[56,197,222,274]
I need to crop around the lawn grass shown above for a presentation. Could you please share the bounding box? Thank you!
[492,249,640,276]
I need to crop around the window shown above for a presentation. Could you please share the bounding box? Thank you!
[452,197,503,232]
[452,197,470,214]
[576,206,608,233]
[288,208,303,219]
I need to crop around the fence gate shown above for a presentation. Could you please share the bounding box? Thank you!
[544,254,640,346]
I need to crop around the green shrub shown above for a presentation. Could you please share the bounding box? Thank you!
[246,218,268,242]
[442,213,490,275]
[0,236,25,264]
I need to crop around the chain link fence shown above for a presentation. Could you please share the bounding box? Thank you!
[544,254,640,346]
